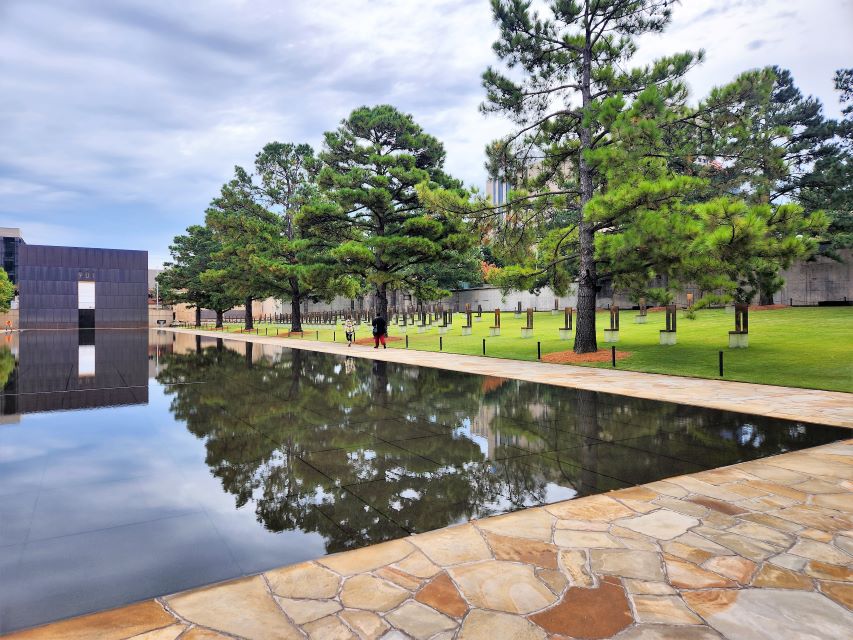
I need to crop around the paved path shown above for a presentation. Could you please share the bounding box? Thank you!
[163,328,853,428]
[7,439,851,639]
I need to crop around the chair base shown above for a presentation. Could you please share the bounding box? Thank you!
[659,330,677,345]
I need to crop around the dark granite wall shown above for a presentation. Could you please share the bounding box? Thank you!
[18,245,148,329]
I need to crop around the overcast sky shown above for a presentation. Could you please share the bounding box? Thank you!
[2,0,851,266]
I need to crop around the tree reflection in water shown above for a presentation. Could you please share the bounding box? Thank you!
[156,339,840,553]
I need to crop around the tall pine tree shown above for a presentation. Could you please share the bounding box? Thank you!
[304,105,472,319]
[798,68,853,262]
[204,173,275,330]
[482,0,702,353]
[248,142,357,332]
[157,225,241,327]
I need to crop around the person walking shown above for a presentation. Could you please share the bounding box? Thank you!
[344,316,355,347]
[371,314,388,349]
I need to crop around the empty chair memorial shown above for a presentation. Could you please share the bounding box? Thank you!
[660,304,677,345]
[604,306,619,342]
[552,298,559,315]
[476,304,482,321]
[490,308,501,336]
[515,301,522,318]
[521,308,534,338]
[462,305,473,335]
[635,297,647,324]
[729,303,749,348]
[439,311,450,334]
[559,307,573,340]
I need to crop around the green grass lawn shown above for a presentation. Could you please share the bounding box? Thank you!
[214,307,853,392]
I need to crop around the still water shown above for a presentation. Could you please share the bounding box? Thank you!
[0,330,846,632]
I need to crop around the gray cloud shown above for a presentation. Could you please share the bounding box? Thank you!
[1,0,851,264]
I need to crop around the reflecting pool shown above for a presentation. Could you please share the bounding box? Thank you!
[0,330,846,632]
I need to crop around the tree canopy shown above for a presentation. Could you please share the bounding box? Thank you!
[155,19,841,332]
[231,142,357,331]
[302,104,474,319]
[477,0,826,351]
[203,171,280,330]
[797,68,853,261]
[0,269,14,314]
[157,225,241,327]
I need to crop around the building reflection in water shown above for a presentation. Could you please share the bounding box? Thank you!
[0,329,149,416]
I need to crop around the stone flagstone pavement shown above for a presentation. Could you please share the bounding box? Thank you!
[5,439,851,640]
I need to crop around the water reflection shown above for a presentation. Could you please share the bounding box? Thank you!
[156,335,842,551]
[0,329,148,417]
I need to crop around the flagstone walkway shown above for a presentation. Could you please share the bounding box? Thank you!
[6,438,851,640]
[163,328,853,428]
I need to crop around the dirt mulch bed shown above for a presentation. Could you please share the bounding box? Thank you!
[353,336,404,345]
[481,376,509,393]
[542,348,632,364]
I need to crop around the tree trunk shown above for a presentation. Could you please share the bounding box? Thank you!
[376,282,389,321]
[574,226,598,353]
[759,289,774,306]
[244,296,253,330]
[245,341,253,369]
[573,10,598,354]
[215,310,224,328]
[195,334,202,354]
[194,307,201,328]
[290,281,303,332]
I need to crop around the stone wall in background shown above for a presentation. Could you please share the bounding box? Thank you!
[777,249,852,306]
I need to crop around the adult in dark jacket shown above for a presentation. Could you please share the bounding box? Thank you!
[371,315,388,349]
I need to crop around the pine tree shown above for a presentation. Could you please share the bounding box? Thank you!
[204,173,276,330]
[247,142,358,332]
[798,68,853,262]
[157,225,240,327]
[482,0,702,352]
[304,105,472,320]
[696,67,841,302]
[480,1,828,343]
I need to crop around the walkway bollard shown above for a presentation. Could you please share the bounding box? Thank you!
[439,336,443,351]
[316,330,319,340]
[483,338,486,355]
[719,350,724,377]
[333,331,336,342]
[265,328,268,335]
[405,335,409,349]
[276,328,279,336]
[537,341,541,360]
[611,346,616,367]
